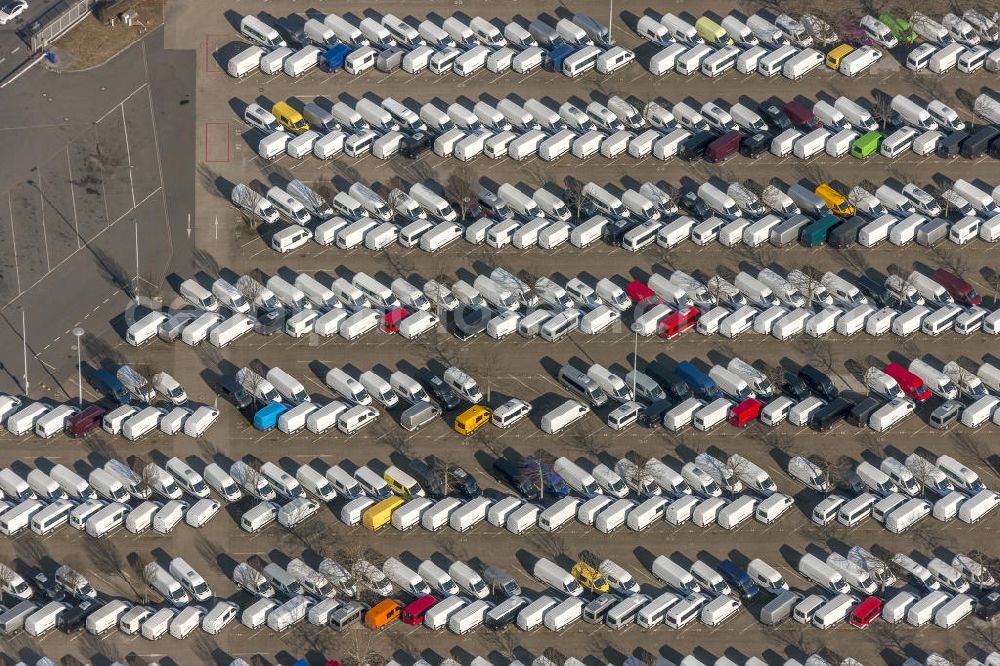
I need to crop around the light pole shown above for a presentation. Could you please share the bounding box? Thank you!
[72,327,84,405]
[133,218,140,301]
[632,329,638,397]
[20,308,28,393]
[608,0,613,42]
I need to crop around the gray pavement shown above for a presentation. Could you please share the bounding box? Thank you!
[1,1,1000,665]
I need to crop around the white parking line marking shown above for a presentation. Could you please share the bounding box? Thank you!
[66,145,80,249]
[120,104,137,209]
[37,169,51,271]
[7,192,20,292]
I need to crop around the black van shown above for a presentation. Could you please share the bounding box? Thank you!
[407,458,444,498]
[935,130,967,158]
[216,376,252,410]
[426,455,480,498]
[809,397,853,431]
[846,396,881,427]
[646,362,691,402]
[960,126,1000,159]
[57,600,99,633]
[990,135,1000,160]
[739,132,769,158]
[677,130,716,162]
[639,400,674,428]
[798,365,838,401]
[855,276,891,308]
[827,215,867,248]
[491,457,539,500]
[401,132,431,159]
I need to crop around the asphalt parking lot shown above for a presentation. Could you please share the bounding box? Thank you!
[2,0,1000,664]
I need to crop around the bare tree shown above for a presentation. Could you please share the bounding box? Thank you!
[236,275,265,307]
[0,564,22,591]
[240,457,268,502]
[342,624,385,666]
[481,631,519,660]
[523,449,557,500]
[853,548,893,590]
[444,174,477,222]
[951,431,990,469]
[810,454,855,492]
[386,186,408,216]
[469,349,500,404]
[142,562,164,601]
[84,541,142,599]
[431,456,458,496]
[928,244,969,278]
[562,177,588,220]
[795,337,842,384]
[374,419,412,455]
[565,420,603,457]
[378,246,416,279]
[806,454,832,489]
[871,93,894,131]
[140,463,160,498]
[906,455,940,498]
[525,528,567,561]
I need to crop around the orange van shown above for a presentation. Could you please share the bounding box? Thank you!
[364,599,402,630]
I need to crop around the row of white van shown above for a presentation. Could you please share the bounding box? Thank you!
[131,283,1000,351]
[0,399,218,441]
[248,197,1000,270]
[324,489,797,537]
[0,494,222,539]
[1,596,240,640]
[239,172,1000,254]
[691,300,1000,346]
[126,266,1000,356]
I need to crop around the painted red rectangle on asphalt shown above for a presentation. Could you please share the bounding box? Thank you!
[204,123,231,163]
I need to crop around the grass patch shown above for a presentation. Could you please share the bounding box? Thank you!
[55,0,164,71]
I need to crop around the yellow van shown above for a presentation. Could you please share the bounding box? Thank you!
[825,44,855,70]
[815,184,855,217]
[383,465,424,500]
[362,496,404,531]
[571,562,610,593]
[695,17,733,47]
[454,405,491,436]
[271,101,309,134]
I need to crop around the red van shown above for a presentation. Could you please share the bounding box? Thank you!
[849,596,883,628]
[728,399,763,427]
[658,307,699,339]
[401,594,437,624]
[380,307,411,333]
[67,405,106,437]
[625,281,659,305]
[705,130,742,163]
[931,268,981,306]
[883,362,931,402]
[782,101,821,130]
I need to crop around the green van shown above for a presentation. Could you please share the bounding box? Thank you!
[850,131,883,159]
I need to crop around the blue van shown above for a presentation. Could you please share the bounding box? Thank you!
[253,402,288,431]
[92,368,129,405]
[719,560,759,600]
[674,361,721,401]
[519,457,570,498]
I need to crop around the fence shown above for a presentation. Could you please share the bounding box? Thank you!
[25,0,97,51]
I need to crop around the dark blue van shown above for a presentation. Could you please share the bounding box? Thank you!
[91,369,129,405]
[719,560,759,600]
[675,361,721,400]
